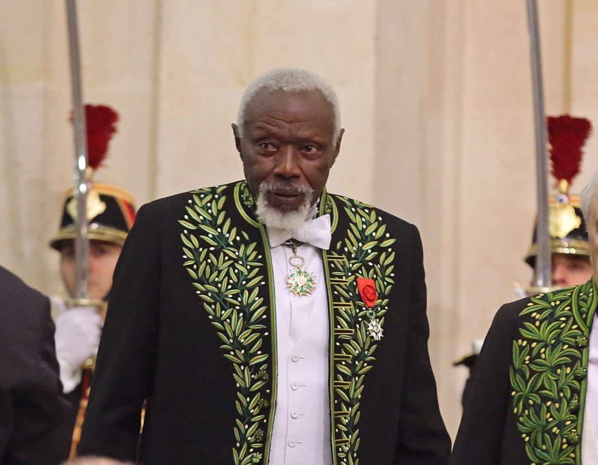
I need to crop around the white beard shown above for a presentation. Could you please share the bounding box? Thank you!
[255,183,313,230]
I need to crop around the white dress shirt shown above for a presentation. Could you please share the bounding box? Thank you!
[267,218,332,465]
[583,314,598,463]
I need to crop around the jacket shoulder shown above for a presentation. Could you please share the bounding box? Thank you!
[0,266,47,308]
[493,283,591,329]
[493,297,533,326]
[327,193,417,232]
[138,181,242,216]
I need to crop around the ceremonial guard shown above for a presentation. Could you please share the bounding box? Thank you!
[454,115,594,406]
[51,104,136,456]
[450,116,598,464]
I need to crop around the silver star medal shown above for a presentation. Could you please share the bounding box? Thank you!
[367,318,383,341]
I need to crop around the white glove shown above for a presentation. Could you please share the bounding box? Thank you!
[513,281,528,300]
[55,306,102,393]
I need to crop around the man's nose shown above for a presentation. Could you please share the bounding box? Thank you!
[274,146,301,177]
[551,264,567,286]
[88,255,98,273]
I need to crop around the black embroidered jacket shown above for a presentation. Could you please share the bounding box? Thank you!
[79,181,450,465]
[450,280,598,465]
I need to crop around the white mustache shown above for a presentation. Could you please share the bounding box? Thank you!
[260,183,313,196]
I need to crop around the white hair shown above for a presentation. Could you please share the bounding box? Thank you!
[236,67,341,141]
[581,170,598,221]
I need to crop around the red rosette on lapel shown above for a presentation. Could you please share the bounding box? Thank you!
[356,278,377,308]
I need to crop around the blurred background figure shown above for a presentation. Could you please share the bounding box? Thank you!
[49,105,136,455]
[0,265,70,464]
[454,114,593,406]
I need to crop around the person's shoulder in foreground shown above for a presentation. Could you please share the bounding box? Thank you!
[450,169,598,465]
[450,282,596,464]
[0,265,71,465]
[79,67,450,465]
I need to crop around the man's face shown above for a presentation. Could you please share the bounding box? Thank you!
[233,89,344,214]
[60,240,122,300]
[551,253,593,287]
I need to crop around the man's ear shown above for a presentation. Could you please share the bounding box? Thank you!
[232,123,242,154]
[331,128,345,166]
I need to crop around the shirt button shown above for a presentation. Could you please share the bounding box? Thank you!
[288,440,297,447]
[291,354,300,362]
[291,411,300,419]
[291,382,299,390]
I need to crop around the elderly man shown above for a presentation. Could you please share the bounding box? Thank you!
[79,68,450,465]
[450,169,598,464]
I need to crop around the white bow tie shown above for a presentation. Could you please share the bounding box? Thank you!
[268,214,331,250]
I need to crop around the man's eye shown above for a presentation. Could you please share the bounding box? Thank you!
[92,246,110,257]
[257,142,276,151]
[302,144,320,154]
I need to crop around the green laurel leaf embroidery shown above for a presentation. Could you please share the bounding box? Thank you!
[510,282,596,465]
[180,185,269,465]
[329,197,396,465]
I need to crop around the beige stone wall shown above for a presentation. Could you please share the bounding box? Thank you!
[0,0,377,295]
[374,0,598,435]
[1,0,598,437]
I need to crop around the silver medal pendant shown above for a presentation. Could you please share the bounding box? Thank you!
[367,318,384,340]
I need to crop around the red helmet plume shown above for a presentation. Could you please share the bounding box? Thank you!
[547,115,592,186]
[70,104,119,171]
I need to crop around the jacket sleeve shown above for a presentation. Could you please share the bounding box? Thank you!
[78,203,161,462]
[1,293,71,465]
[394,224,451,465]
[448,303,518,465]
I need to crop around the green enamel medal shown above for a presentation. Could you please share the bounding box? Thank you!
[285,240,316,296]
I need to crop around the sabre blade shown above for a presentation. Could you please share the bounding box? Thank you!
[526,0,551,289]
[65,0,89,300]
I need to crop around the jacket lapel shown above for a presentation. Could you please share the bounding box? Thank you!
[321,192,398,465]
[181,181,277,465]
[510,280,598,465]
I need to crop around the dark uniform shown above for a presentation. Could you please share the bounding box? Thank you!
[450,279,597,465]
[0,266,71,464]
